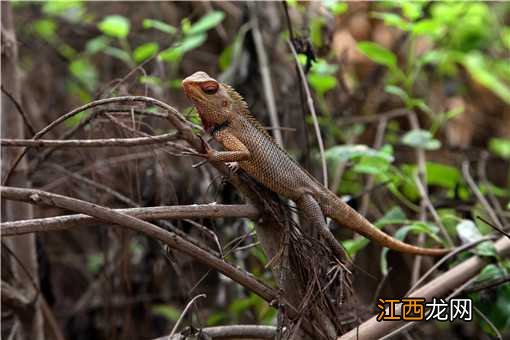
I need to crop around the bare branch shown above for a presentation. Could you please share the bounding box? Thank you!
[1,132,178,148]
[338,236,510,340]
[154,325,277,340]
[1,204,259,236]
[0,186,276,302]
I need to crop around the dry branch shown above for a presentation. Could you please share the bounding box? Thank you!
[1,132,178,147]
[1,204,259,236]
[338,236,510,340]
[0,186,277,303]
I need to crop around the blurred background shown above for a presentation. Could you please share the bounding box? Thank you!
[2,1,510,339]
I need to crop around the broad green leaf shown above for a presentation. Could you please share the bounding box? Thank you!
[33,19,57,41]
[186,11,225,36]
[308,74,337,96]
[357,41,397,69]
[326,144,394,163]
[309,17,325,48]
[489,138,510,160]
[152,305,180,321]
[323,0,348,15]
[401,129,441,150]
[159,34,207,62]
[426,162,460,190]
[42,0,84,22]
[143,19,177,35]
[98,15,130,38]
[103,46,133,65]
[372,12,410,31]
[85,36,110,54]
[402,2,422,20]
[456,219,482,244]
[133,42,159,63]
[69,58,97,92]
[385,85,409,101]
[462,53,510,104]
[381,222,441,275]
[412,19,443,37]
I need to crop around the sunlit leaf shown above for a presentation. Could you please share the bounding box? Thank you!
[133,42,159,63]
[489,138,510,160]
[186,11,225,36]
[143,19,177,35]
[357,41,397,69]
[85,36,110,54]
[152,305,180,321]
[308,74,337,96]
[401,129,441,150]
[33,19,57,41]
[69,58,97,92]
[98,15,130,38]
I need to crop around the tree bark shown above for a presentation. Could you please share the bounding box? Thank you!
[1,3,44,339]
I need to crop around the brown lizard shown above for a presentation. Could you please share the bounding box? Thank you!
[182,71,449,257]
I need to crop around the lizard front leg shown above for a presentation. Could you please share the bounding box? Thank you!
[206,128,251,163]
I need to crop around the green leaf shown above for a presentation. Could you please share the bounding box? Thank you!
[381,222,441,275]
[133,42,159,63]
[143,19,177,35]
[412,19,443,37]
[326,144,394,163]
[489,138,510,160]
[357,41,397,69]
[426,162,461,190]
[308,74,337,96]
[309,17,325,48]
[152,305,180,321]
[186,11,225,36]
[42,0,84,22]
[385,85,409,101]
[456,219,482,244]
[372,12,410,31]
[32,19,57,41]
[103,46,133,65]
[159,34,207,62]
[85,36,110,54]
[401,129,441,150]
[98,15,130,38]
[69,58,97,92]
[462,53,510,104]
[323,0,348,15]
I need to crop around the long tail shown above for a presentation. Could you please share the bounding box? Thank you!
[319,191,450,256]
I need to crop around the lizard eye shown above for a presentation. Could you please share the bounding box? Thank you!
[200,81,219,95]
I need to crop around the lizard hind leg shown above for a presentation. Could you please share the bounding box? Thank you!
[295,194,349,262]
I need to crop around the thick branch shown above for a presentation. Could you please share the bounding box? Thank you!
[0,186,277,303]
[338,236,510,340]
[1,204,259,236]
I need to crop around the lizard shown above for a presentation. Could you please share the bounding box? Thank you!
[182,71,449,257]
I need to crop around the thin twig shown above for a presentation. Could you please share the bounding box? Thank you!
[168,294,206,338]
[287,40,328,187]
[248,2,283,146]
[406,236,497,295]
[462,161,504,230]
[1,132,178,147]
[1,84,36,135]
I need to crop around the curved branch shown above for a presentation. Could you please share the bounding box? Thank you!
[338,236,510,340]
[0,186,276,303]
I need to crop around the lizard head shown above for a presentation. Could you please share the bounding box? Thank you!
[182,71,239,133]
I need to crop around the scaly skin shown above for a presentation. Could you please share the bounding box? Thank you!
[182,71,449,256]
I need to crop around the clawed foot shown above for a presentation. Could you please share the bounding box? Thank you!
[181,135,213,168]
[225,162,240,175]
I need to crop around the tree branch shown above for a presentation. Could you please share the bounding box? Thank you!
[338,236,510,340]
[1,204,259,236]
[0,186,277,303]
